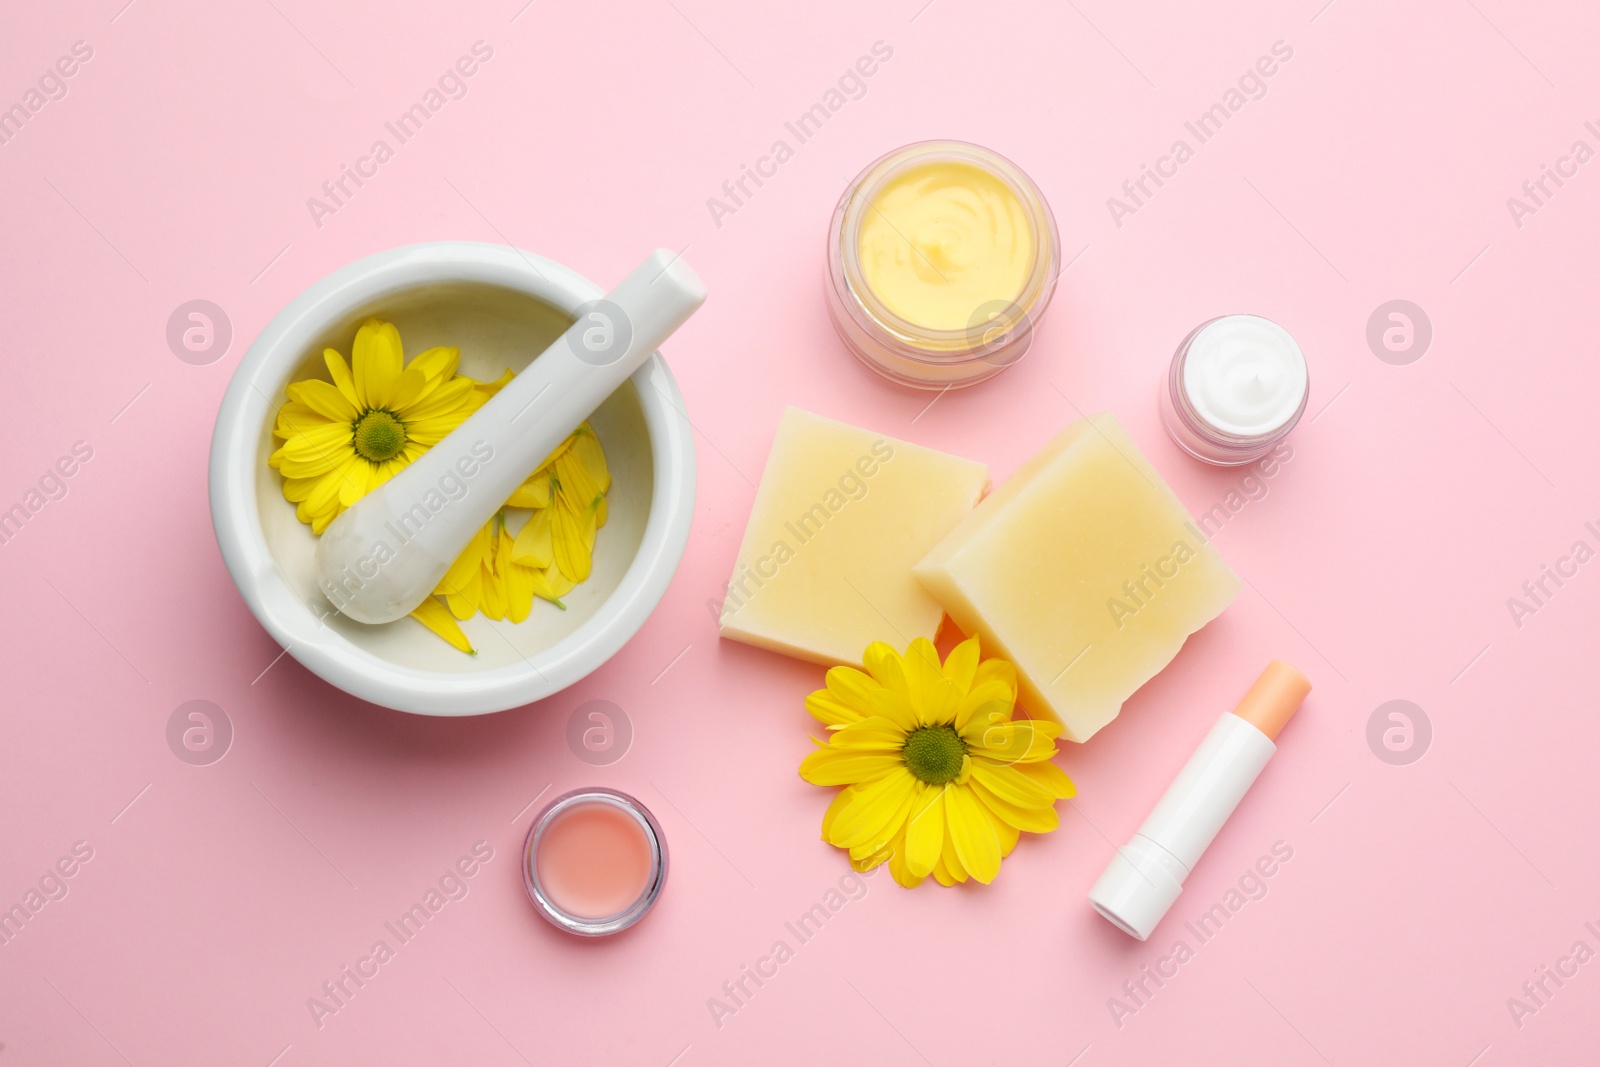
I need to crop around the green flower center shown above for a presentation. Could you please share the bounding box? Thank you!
[901,725,967,785]
[353,409,407,463]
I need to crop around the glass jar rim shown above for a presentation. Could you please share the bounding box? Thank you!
[1166,315,1310,450]
[522,787,667,937]
[830,140,1060,364]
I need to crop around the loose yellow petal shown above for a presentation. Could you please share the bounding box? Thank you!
[511,507,554,568]
[410,597,475,654]
[507,471,552,509]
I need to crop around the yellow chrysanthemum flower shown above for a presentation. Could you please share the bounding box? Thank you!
[268,319,491,534]
[408,423,611,653]
[800,636,1075,888]
[270,318,613,656]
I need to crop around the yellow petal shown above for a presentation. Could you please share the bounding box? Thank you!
[903,638,959,725]
[286,379,358,423]
[903,784,946,877]
[821,786,856,842]
[352,319,403,409]
[967,776,1059,834]
[804,689,865,728]
[400,376,476,428]
[407,345,460,383]
[337,459,374,506]
[829,716,911,752]
[511,507,554,568]
[555,449,602,514]
[862,642,910,695]
[569,425,610,493]
[507,470,552,509]
[885,825,925,888]
[967,718,1060,765]
[941,635,981,696]
[825,768,917,849]
[471,368,514,398]
[389,366,429,412]
[323,349,361,408]
[954,681,1016,733]
[968,758,1055,808]
[272,439,354,479]
[410,597,475,654]
[799,747,901,787]
[436,524,490,598]
[1016,760,1077,800]
[551,500,594,582]
[824,665,917,732]
[972,658,1018,700]
[944,784,1002,884]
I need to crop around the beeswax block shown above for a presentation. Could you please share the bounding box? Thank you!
[914,414,1239,742]
[718,408,989,667]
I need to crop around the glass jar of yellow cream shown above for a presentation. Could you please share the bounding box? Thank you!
[826,141,1060,389]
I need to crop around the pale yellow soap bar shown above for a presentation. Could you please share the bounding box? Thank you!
[914,414,1240,742]
[718,408,989,667]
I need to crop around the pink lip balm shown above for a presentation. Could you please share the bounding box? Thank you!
[523,789,667,936]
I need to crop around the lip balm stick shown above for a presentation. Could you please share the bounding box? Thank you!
[315,249,705,624]
[1088,661,1310,940]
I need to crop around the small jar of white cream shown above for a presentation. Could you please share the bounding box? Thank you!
[1160,314,1309,466]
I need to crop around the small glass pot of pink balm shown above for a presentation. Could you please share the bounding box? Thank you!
[826,140,1061,389]
[1160,314,1310,466]
[523,788,667,937]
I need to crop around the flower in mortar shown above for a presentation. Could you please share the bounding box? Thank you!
[268,318,492,534]
[268,318,611,655]
[799,636,1075,888]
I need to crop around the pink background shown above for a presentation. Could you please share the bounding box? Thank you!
[3,0,1598,1063]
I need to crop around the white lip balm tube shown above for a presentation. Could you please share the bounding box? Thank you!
[1088,661,1310,940]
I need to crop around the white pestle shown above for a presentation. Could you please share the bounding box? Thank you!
[314,249,706,625]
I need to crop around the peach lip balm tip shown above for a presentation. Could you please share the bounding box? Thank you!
[1087,661,1310,940]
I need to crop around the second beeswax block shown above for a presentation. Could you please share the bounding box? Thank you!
[914,414,1240,742]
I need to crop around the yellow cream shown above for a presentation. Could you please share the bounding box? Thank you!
[856,160,1034,332]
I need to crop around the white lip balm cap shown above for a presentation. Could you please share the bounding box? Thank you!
[1087,834,1186,941]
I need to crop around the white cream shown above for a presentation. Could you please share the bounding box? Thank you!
[1181,315,1307,438]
